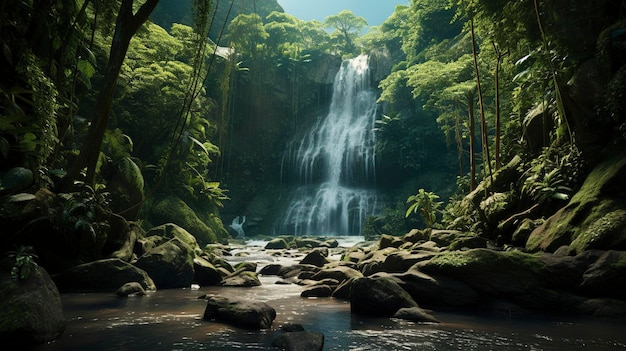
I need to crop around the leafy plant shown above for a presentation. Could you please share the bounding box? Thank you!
[406,188,443,228]
[6,246,38,280]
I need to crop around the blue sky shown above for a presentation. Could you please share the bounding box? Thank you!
[277,0,409,27]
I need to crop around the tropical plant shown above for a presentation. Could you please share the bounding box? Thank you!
[6,245,38,280]
[406,188,443,228]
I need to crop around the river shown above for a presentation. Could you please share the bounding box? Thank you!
[33,239,626,350]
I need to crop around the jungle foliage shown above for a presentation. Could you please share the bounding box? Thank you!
[1,0,625,259]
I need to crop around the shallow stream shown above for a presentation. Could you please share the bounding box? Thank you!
[34,239,626,350]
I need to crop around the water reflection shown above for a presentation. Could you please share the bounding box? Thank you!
[32,285,626,351]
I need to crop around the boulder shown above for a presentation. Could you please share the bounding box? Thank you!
[300,250,330,267]
[350,277,418,316]
[52,258,156,292]
[301,284,333,298]
[311,266,362,283]
[392,307,439,323]
[193,257,222,286]
[115,282,146,297]
[259,263,283,276]
[0,264,66,346]
[220,271,261,287]
[395,269,480,307]
[145,223,201,253]
[579,250,626,299]
[234,261,258,273]
[134,237,195,289]
[526,154,626,253]
[272,331,325,351]
[418,249,545,297]
[203,295,276,329]
[265,238,289,250]
[382,251,435,273]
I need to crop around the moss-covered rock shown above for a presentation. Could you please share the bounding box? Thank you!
[52,258,156,292]
[148,196,227,246]
[418,249,545,297]
[526,154,626,253]
[350,277,418,316]
[134,238,195,289]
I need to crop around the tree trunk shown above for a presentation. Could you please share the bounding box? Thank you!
[468,91,476,191]
[58,0,159,192]
[470,19,493,187]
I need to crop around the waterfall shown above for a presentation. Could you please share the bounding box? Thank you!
[230,216,246,238]
[277,54,379,236]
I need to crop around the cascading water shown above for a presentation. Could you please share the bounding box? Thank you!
[277,54,379,236]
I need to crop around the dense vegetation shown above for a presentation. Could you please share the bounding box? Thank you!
[1,0,625,273]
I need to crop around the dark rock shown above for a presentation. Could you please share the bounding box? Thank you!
[350,277,418,316]
[382,251,435,273]
[265,238,289,250]
[395,269,480,307]
[526,155,626,253]
[272,331,325,351]
[392,307,439,323]
[193,257,222,286]
[203,295,276,329]
[332,277,355,299]
[402,229,430,244]
[429,230,464,247]
[300,250,330,267]
[115,282,146,297]
[0,265,66,346]
[378,234,403,249]
[448,236,488,251]
[234,261,258,273]
[134,237,195,289]
[52,258,156,292]
[579,250,626,299]
[220,271,261,287]
[301,284,333,298]
[295,238,326,248]
[259,263,283,276]
[311,266,362,283]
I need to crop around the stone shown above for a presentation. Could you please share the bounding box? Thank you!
[382,251,435,273]
[350,277,418,316]
[220,271,262,287]
[193,257,222,286]
[0,265,66,346]
[301,284,333,298]
[52,258,156,292]
[311,266,362,283]
[134,237,195,289]
[526,154,626,253]
[272,331,325,351]
[392,307,439,323]
[300,250,330,267]
[265,238,289,250]
[259,263,283,276]
[203,295,276,329]
[579,250,626,299]
[115,282,146,297]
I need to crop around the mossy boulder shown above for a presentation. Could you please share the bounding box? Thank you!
[0,264,66,346]
[526,154,626,253]
[417,249,545,297]
[145,223,201,255]
[148,196,228,246]
[134,238,195,289]
[350,277,418,316]
[52,258,156,292]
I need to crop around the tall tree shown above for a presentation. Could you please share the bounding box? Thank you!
[324,10,367,55]
[58,0,159,192]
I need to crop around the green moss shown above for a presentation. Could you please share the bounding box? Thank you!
[526,155,626,252]
[149,196,218,245]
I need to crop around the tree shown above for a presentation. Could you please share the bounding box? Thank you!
[324,10,368,55]
[58,0,160,192]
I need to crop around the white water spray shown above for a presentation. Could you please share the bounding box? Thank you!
[278,55,379,236]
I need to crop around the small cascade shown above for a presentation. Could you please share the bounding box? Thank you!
[229,216,246,238]
[277,54,379,236]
